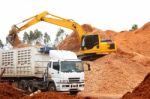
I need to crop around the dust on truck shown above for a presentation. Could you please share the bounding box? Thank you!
[0,47,84,94]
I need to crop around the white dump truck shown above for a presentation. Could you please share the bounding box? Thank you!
[0,47,85,94]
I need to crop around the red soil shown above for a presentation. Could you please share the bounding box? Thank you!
[0,83,24,99]
[22,92,97,99]
[122,72,150,99]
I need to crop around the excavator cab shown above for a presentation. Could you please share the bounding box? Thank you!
[80,34,116,60]
[81,34,99,50]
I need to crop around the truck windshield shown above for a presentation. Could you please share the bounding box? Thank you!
[61,61,83,72]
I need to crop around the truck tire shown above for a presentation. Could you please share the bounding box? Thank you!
[18,80,28,91]
[48,83,56,91]
[28,80,37,92]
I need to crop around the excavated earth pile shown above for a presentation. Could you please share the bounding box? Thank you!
[112,22,150,57]
[57,22,150,97]
[80,51,150,97]
[0,83,25,99]
[23,92,97,99]
[122,72,150,99]
[0,83,96,99]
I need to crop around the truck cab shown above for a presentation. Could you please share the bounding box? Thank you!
[46,59,84,94]
[44,50,84,94]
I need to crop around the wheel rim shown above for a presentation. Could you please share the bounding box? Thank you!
[49,83,55,91]
[28,86,32,92]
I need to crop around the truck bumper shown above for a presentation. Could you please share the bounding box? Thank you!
[55,83,84,92]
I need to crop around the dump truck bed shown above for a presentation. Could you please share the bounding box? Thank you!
[0,47,50,78]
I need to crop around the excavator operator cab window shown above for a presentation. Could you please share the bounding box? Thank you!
[81,35,99,50]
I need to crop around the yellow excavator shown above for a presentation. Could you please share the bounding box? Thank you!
[7,11,116,60]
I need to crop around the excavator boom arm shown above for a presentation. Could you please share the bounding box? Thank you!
[15,11,49,33]
[43,17,85,41]
[8,11,85,47]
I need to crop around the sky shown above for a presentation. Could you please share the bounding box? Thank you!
[0,0,150,44]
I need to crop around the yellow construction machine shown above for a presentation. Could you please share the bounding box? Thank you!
[7,11,116,60]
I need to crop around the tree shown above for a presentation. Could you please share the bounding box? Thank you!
[23,29,43,45]
[29,30,34,44]
[0,39,4,48]
[130,24,138,31]
[23,31,29,43]
[34,29,43,43]
[56,28,64,37]
[54,28,65,45]
[44,32,51,45]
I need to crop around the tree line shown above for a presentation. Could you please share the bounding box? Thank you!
[0,28,66,48]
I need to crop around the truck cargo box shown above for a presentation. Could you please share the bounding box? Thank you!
[0,47,50,78]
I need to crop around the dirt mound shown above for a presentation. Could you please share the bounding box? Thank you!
[111,22,150,57]
[0,83,24,99]
[22,92,97,99]
[58,24,94,52]
[80,52,150,96]
[122,72,150,99]
[0,83,96,99]
[137,22,150,33]
[23,92,73,99]
[58,32,80,52]
[82,24,93,32]
[58,22,150,97]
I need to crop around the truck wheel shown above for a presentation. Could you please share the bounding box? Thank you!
[28,85,36,92]
[28,81,37,92]
[18,80,28,90]
[48,83,56,91]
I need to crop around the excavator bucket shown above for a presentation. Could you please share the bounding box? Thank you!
[6,25,21,47]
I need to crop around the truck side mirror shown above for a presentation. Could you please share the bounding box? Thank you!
[87,63,91,71]
[84,62,91,71]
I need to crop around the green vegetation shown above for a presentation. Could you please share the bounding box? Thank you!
[22,28,66,46]
[55,28,64,43]
[130,24,138,31]
[54,28,66,45]
[23,29,45,45]
[44,32,51,45]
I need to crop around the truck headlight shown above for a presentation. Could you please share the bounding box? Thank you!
[58,80,68,83]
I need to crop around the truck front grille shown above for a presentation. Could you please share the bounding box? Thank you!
[69,78,80,83]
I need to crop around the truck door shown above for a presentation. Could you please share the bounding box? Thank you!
[50,62,60,78]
